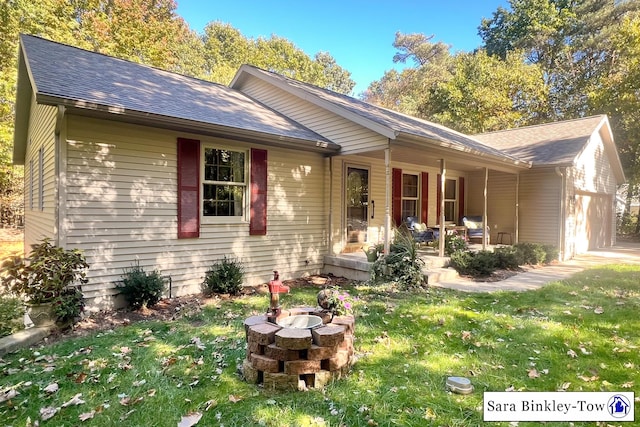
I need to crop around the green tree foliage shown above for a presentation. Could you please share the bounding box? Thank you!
[420,50,547,133]
[201,22,355,93]
[0,4,354,227]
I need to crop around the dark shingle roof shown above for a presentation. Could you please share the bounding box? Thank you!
[19,34,333,147]
[474,116,607,166]
[235,65,526,164]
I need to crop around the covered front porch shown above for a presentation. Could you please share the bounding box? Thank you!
[327,131,532,261]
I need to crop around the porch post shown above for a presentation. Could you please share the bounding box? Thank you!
[439,159,446,257]
[384,145,391,255]
[483,167,488,250]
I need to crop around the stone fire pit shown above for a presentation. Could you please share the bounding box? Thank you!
[242,307,355,391]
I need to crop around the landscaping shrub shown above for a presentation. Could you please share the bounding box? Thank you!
[493,246,520,270]
[450,250,497,277]
[53,287,84,325]
[542,244,559,264]
[0,295,24,338]
[433,233,467,255]
[202,256,244,296]
[514,242,547,265]
[118,264,166,309]
[369,228,425,289]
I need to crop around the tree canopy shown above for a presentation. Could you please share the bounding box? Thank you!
[0,0,355,226]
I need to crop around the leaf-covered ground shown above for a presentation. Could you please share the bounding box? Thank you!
[1,267,639,426]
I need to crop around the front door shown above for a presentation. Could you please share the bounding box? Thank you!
[346,166,369,244]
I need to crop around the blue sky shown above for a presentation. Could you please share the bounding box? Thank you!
[175,1,510,94]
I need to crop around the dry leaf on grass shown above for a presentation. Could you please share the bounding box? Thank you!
[228,394,242,403]
[178,412,202,427]
[43,383,59,394]
[40,406,58,421]
[79,411,95,421]
[61,393,85,408]
[0,389,19,403]
[527,368,540,378]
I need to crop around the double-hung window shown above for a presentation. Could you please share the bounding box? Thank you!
[443,178,457,222]
[202,147,246,217]
[401,173,419,219]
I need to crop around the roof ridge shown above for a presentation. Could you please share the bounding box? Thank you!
[476,115,606,136]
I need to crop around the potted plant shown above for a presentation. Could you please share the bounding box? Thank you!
[1,238,88,327]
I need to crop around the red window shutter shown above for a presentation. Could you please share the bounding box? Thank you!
[421,172,429,224]
[250,148,268,236]
[177,138,200,238]
[436,174,442,224]
[458,177,465,223]
[392,168,402,226]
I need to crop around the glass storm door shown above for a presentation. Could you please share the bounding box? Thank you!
[346,167,369,243]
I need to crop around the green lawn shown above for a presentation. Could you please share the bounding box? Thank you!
[1,265,639,426]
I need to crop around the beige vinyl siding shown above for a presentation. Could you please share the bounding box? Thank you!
[238,77,388,154]
[487,171,517,243]
[64,115,327,307]
[572,132,617,249]
[517,169,561,246]
[23,99,57,251]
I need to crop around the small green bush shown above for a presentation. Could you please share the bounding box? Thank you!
[450,250,498,277]
[202,256,244,296]
[514,242,547,265]
[118,264,165,309]
[53,287,84,325]
[369,229,425,289]
[0,295,25,338]
[433,234,467,255]
[493,246,520,270]
[542,245,559,264]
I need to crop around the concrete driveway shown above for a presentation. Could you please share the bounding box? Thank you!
[434,241,640,293]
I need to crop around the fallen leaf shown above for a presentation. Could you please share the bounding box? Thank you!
[120,347,131,354]
[228,394,242,403]
[594,307,604,314]
[132,379,146,387]
[203,399,217,411]
[40,406,58,421]
[559,382,571,391]
[61,393,85,407]
[527,368,540,378]
[505,385,515,392]
[120,409,136,421]
[621,381,634,388]
[577,375,598,382]
[79,411,95,421]
[178,412,202,427]
[461,331,472,341]
[43,383,59,394]
[191,337,206,351]
[567,349,578,358]
[75,372,88,384]
[148,389,157,397]
[0,389,19,403]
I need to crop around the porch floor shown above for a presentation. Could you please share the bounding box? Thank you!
[322,243,505,284]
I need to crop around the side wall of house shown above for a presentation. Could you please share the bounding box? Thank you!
[571,130,618,252]
[236,77,389,154]
[23,99,57,251]
[517,168,562,248]
[63,115,328,308]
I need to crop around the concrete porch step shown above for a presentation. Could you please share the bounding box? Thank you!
[424,267,460,285]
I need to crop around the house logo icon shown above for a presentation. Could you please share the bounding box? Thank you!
[608,395,631,418]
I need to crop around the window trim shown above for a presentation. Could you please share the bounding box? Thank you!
[401,172,419,220]
[200,143,249,225]
[443,178,458,223]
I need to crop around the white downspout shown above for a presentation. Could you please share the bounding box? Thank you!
[328,156,333,255]
[384,143,391,255]
[515,173,520,244]
[555,167,566,261]
[483,167,488,250]
[439,159,446,257]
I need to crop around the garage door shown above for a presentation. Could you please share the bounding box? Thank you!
[575,194,611,253]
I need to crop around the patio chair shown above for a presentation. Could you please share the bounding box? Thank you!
[462,216,490,244]
[405,217,435,245]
